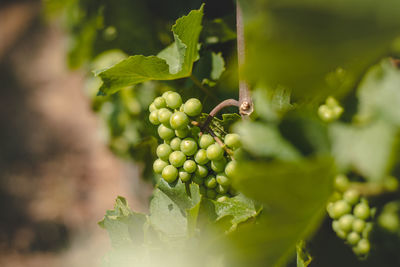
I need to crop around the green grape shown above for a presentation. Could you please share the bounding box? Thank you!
[334,174,350,192]
[165,92,182,109]
[354,202,370,220]
[179,169,191,182]
[225,161,237,178]
[192,175,204,185]
[162,165,178,183]
[206,188,217,199]
[378,210,399,232]
[153,159,168,174]
[162,91,172,99]
[354,239,370,255]
[158,124,175,140]
[216,184,229,194]
[199,185,206,195]
[330,200,352,219]
[362,222,373,239]
[195,165,208,178]
[347,232,361,246]
[216,173,231,186]
[157,108,173,125]
[204,175,217,189]
[336,229,348,239]
[206,143,224,160]
[224,133,241,149]
[183,98,202,117]
[183,160,197,173]
[170,111,189,130]
[194,149,209,165]
[211,158,227,173]
[149,103,157,112]
[181,138,198,156]
[169,151,186,167]
[332,220,340,232]
[175,127,189,138]
[199,134,214,149]
[352,218,366,233]
[156,143,172,161]
[149,110,160,125]
[343,189,360,205]
[338,214,354,232]
[170,137,181,151]
[154,96,167,109]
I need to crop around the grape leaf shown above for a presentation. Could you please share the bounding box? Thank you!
[96,5,204,95]
[296,240,312,267]
[202,17,237,45]
[192,51,226,87]
[199,113,242,137]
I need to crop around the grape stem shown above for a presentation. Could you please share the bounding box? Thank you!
[201,99,239,130]
[350,182,399,197]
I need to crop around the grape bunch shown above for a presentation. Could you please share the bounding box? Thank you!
[149,91,240,200]
[326,174,374,257]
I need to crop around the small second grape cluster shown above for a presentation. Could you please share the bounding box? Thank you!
[149,91,240,200]
[326,174,374,257]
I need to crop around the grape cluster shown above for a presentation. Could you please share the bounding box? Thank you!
[326,174,374,257]
[149,91,240,200]
[318,96,343,122]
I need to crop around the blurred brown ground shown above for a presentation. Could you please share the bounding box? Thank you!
[0,1,151,266]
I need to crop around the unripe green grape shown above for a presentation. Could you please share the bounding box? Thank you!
[347,232,361,246]
[338,214,354,232]
[179,104,184,112]
[149,110,160,125]
[330,200,351,219]
[153,159,168,174]
[162,91,172,100]
[199,134,214,149]
[162,165,178,183]
[343,189,360,205]
[169,151,186,167]
[181,138,198,156]
[183,98,202,117]
[332,220,340,232]
[169,137,181,151]
[354,239,370,255]
[352,218,366,233]
[216,173,231,186]
[362,222,373,239]
[354,202,370,220]
[211,158,227,173]
[204,175,217,189]
[157,124,175,140]
[179,169,191,182]
[199,185,206,195]
[157,108,173,125]
[165,92,182,109]
[318,104,335,122]
[206,188,217,199]
[225,161,237,178]
[383,176,399,192]
[170,111,189,130]
[194,149,209,165]
[149,103,157,112]
[156,143,172,161]
[224,133,241,149]
[207,143,224,160]
[192,175,204,185]
[216,195,229,202]
[378,210,399,232]
[334,174,350,192]
[336,229,348,239]
[195,165,208,178]
[153,96,166,109]
[183,160,197,173]
[216,184,229,194]
[175,127,189,138]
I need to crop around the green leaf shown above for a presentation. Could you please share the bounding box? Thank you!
[227,157,334,267]
[330,121,399,182]
[199,113,242,137]
[296,240,312,267]
[96,5,204,95]
[202,17,237,44]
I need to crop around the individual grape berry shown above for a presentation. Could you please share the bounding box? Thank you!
[343,189,360,205]
[192,175,204,185]
[180,138,198,156]
[347,232,361,246]
[352,218,366,233]
[204,175,217,189]
[194,149,209,165]
[211,158,227,173]
[354,239,370,255]
[318,104,334,122]
[206,143,224,160]
[156,143,172,161]
[170,137,181,151]
[354,202,370,220]
[183,160,197,173]
[378,210,399,232]
[162,165,178,183]
[336,229,348,240]
[169,151,186,167]
[195,165,208,178]
[332,220,340,232]
[225,161,237,178]
[157,108,173,126]
[216,184,229,194]
[338,214,354,232]
[224,133,241,149]
[165,92,182,109]
[216,173,231,186]
[330,200,352,219]
[149,110,160,125]
[157,124,175,140]
[362,222,373,239]
[162,91,172,100]
[199,134,214,149]
[334,174,350,192]
[183,98,202,117]
[175,127,189,138]
[170,111,189,130]
[153,159,168,174]
[149,103,157,112]
[179,169,191,182]
[206,188,217,199]
[153,96,167,109]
